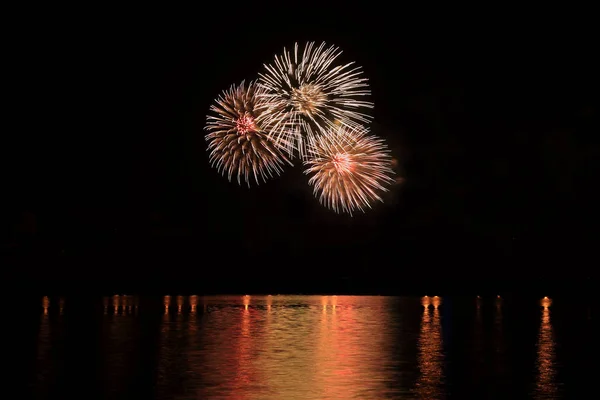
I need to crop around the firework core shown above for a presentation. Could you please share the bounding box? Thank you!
[236,113,257,135]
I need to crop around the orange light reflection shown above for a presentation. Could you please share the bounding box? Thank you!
[155,297,172,396]
[177,295,184,314]
[237,297,252,385]
[42,296,49,315]
[163,295,170,314]
[540,296,552,308]
[316,296,394,399]
[113,295,119,314]
[190,295,400,399]
[491,293,506,378]
[190,295,198,313]
[35,296,52,391]
[121,295,128,314]
[414,296,444,397]
[534,298,557,398]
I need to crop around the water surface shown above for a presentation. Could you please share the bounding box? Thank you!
[28,295,594,399]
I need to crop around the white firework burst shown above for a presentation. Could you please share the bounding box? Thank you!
[259,41,373,159]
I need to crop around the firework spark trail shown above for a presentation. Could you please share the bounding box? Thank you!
[205,81,292,187]
[259,42,374,159]
[304,125,395,216]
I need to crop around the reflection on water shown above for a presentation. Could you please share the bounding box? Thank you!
[163,295,170,313]
[155,295,408,399]
[315,296,401,399]
[102,295,138,397]
[32,296,65,399]
[235,295,255,389]
[42,295,49,315]
[534,297,558,399]
[413,296,445,398]
[34,297,52,395]
[189,295,198,313]
[29,295,586,399]
[471,296,485,389]
[493,295,507,382]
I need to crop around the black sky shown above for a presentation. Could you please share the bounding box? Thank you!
[5,6,598,286]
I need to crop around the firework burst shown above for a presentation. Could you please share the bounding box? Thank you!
[259,42,373,159]
[205,81,292,186]
[304,125,395,216]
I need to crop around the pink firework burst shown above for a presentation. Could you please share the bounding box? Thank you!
[304,125,395,215]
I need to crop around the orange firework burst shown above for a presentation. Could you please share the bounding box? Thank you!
[205,81,292,186]
[304,125,395,215]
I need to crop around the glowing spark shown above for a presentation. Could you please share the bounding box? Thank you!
[304,125,395,216]
[205,80,293,187]
[259,42,373,159]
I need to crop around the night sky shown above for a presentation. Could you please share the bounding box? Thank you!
[5,7,597,289]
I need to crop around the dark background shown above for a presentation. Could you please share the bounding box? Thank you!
[4,6,597,294]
